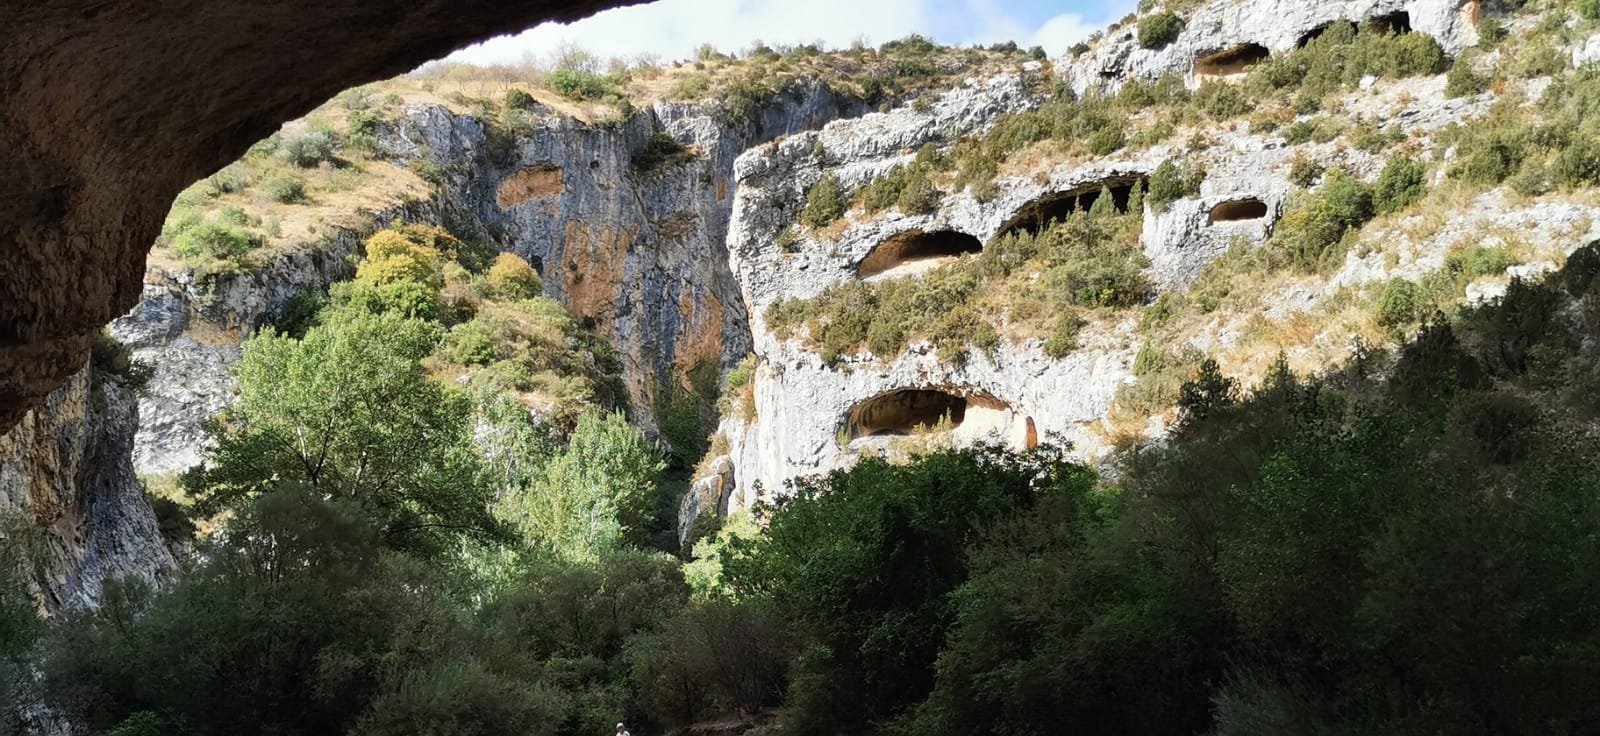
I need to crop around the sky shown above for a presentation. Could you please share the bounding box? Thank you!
[445,0,1139,67]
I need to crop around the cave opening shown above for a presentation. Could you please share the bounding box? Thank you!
[993,176,1147,240]
[1370,11,1413,35]
[847,389,969,439]
[1209,198,1270,223]
[858,230,983,280]
[1297,20,1358,48]
[1194,43,1271,77]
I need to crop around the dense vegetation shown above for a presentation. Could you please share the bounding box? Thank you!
[16,5,1600,736]
[26,238,1600,736]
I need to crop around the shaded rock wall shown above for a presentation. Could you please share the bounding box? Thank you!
[0,364,174,612]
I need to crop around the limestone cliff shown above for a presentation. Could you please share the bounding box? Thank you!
[400,84,866,437]
[695,0,1595,519]
[111,81,867,473]
[0,363,174,612]
[1062,0,1481,95]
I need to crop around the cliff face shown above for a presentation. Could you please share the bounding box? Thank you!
[402,85,866,435]
[111,202,441,474]
[0,364,174,612]
[1062,0,1481,95]
[0,0,640,434]
[111,85,868,473]
[695,0,1513,514]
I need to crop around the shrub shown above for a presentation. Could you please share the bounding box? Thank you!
[415,159,448,186]
[1288,156,1325,187]
[263,174,307,204]
[1372,156,1427,214]
[1584,0,1600,20]
[280,130,337,168]
[486,252,542,299]
[632,132,687,171]
[895,168,942,214]
[545,68,622,102]
[503,88,537,109]
[201,165,249,197]
[1446,58,1490,98]
[800,173,846,228]
[1269,170,1373,273]
[1376,278,1424,330]
[1138,11,1184,50]
[171,222,260,261]
[1043,313,1085,358]
[1147,159,1204,211]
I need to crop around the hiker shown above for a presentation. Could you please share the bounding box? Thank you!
[616,723,631,736]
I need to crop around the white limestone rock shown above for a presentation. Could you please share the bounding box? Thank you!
[1061,0,1480,96]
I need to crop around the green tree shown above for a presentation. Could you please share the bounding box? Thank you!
[187,310,500,556]
[0,520,43,736]
[497,409,666,561]
[722,447,1091,735]
[800,173,846,228]
[43,490,458,735]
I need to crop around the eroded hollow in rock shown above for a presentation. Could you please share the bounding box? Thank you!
[1298,20,1358,47]
[1209,198,1270,223]
[1194,43,1271,77]
[1370,11,1413,35]
[993,176,1148,240]
[848,389,968,438]
[846,389,1024,441]
[858,230,983,280]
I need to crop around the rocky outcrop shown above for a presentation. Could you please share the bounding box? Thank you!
[0,363,174,612]
[394,83,868,438]
[718,70,1147,500]
[1062,0,1480,95]
[108,81,869,471]
[0,0,641,434]
[110,202,440,474]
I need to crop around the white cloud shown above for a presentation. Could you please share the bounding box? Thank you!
[447,0,931,66]
[1030,13,1098,52]
[444,0,1105,67]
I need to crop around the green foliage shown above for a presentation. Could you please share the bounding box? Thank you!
[1584,0,1600,20]
[170,222,260,262]
[485,252,542,300]
[280,130,337,168]
[1376,277,1424,331]
[1146,159,1204,212]
[1137,11,1184,50]
[263,174,307,204]
[1287,155,1324,187]
[437,298,621,427]
[722,447,1095,734]
[545,68,628,104]
[1372,155,1428,214]
[496,409,666,562]
[800,173,846,228]
[90,330,153,391]
[504,87,537,109]
[1043,312,1086,358]
[769,208,1144,364]
[0,518,43,736]
[41,485,696,736]
[860,152,945,215]
[1267,169,1374,273]
[632,132,689,171]
[1448,68,1600,191]
[1446,56,1490,98]
[185,310,500,557]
